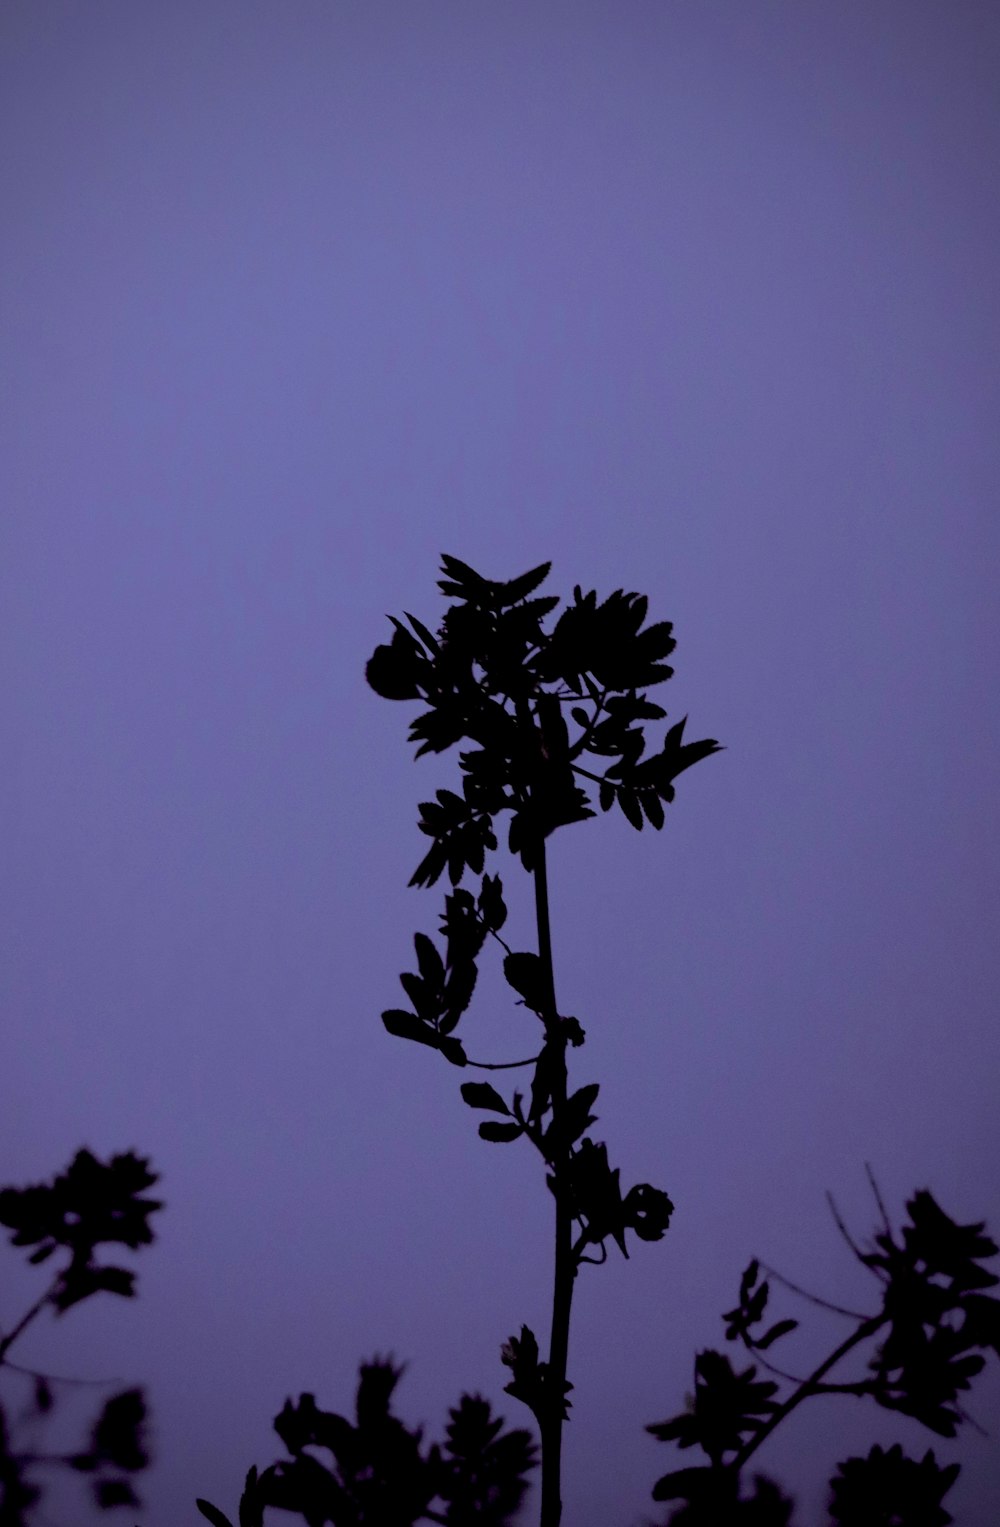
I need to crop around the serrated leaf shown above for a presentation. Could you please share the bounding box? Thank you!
[641,789,665,829]
[618,789,644,830]
[497,561,552,606]
[479,1120,524,1143]
[414,932,445,989]
[460,1082,511,1114]
[636,619,676,660]
[438,553,489,599]
[598,779,615,812]
[399,970,433,1017]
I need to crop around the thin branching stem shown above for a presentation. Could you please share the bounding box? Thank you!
[465,1055,541,1071]
[729,1314,885,1474]
[0,1288,54,1364]
[758,1262,870,1320]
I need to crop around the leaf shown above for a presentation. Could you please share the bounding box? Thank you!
[740,1260,760,1301]
[196,1501,235,1527]
[497,561,552,606]
[403,611,440,654]
[381,1009,440,1049]
[650,1465,716,1503]
[478,872,507,932]
[640,789,665,829]
[598,779,615,812]
[414,932,445,989]
[757,1318,798,1350]
[438,553,490,599]
[439,1035,467,1066]
[441,959,477,1031]
[635,618,676,661]
[559,1083,601,1146]
[409,841,448,889]
[618,789,644,830]
[365,626,424,700]
[238,1466,264,1527]
[503,951,547,1011]
[399,971,433,1018]
[479,1121,524,1143]
[461,1082,511,1114]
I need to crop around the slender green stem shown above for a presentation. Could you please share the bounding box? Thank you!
[534,833,574,1527]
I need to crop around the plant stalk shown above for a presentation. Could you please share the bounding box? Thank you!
[534,833,574,1527]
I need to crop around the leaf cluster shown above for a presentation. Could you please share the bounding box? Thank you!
[499,1327,572,1429]
[864,1190,1000,1436]
[196,1358,537,1527]
[647,1185,1000,1525]
[0,1148,162,1313]
[68,1388,150,1510]
[380,877,506,1067]
[366,555,720,882]
[0,1152,158,1523]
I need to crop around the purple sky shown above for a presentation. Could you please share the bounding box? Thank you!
[3,3,999,1523]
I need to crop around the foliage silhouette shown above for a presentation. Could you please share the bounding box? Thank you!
[648,1177,1000,1523]
[7,556,997,1527]
[365,555,720,1526]
[0,1148,160,1520]
[195,1360,536,1527]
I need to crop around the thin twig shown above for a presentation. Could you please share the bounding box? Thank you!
[0,1289,54,1364]
[729,1314,886,1474]
[759,1262,870,1320]
[825,1191,879,1274]
[466,1055,541,1071]
[865,1162,892,1239]
[0,1358,119,1388]
[487,927,514,958]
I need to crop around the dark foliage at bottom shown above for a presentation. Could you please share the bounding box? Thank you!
[196,1357,537,1527]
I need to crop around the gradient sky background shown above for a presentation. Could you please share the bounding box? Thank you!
[3,3,999,1524]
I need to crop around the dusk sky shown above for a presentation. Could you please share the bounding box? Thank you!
[3,3,999,1524]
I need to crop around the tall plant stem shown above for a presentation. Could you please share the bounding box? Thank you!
[534,833,574,1527]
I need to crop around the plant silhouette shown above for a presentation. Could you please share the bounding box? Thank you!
[0,1148,161,1519]
[364,555,720,1527]
[5,557,998,1527]
[195,1360,536,1527]
[195,556,997,1527]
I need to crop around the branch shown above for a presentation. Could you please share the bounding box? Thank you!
[729,1314,885,1474]
[465,1054,541,1071]
[0,1287,55,1364]
[758,1262,870,1321]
